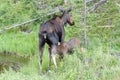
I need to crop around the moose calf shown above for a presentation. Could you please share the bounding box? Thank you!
[57,38,80,59]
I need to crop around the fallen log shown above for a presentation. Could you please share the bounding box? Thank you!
[0,9,60,33]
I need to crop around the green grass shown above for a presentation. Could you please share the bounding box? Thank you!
[0,48,120,80]
[0,0,120,79]
[0,28,120,80]
[0,27,38,55]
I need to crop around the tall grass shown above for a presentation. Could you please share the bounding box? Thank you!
[0,29,120,80]
[0,0,120,80]
[0,46,120,80]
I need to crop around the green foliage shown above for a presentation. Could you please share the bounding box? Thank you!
[0,48,120,80]
[0,0,120,80]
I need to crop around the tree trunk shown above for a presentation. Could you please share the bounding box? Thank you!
[84,0,87,47]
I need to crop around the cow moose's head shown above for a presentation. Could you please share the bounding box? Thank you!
[59,6,75,26]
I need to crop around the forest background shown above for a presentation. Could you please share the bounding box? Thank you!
[0,0,120,80]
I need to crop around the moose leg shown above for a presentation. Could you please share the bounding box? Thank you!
[59,53,64,61]
[61,29,65,43]
[39,36,45,74]
[51,45,57,69]
[48,34,58,70]
[39,47,44,74]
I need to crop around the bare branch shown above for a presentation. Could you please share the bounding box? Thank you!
[86,0,98,3]
[6,18,39,30]
[116,3,120,7]
[86,0,93,3]
[0,9,61,33]
[87,0,107,12]
[47,9,59,15]
[86,25,114,28]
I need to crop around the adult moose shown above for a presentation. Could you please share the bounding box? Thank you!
[38,6,74,73]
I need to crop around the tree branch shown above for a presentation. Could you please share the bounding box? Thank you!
[87,0,107,12]
[86,0,93,3]
[0,9,60,33]
[116,3,120,7]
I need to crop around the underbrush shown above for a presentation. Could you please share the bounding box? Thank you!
[0,28,120,80]
[0,0,120,80]
[0,39,120,80]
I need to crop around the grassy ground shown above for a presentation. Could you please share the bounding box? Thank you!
[0,0,120,80]
[0,24,120,80]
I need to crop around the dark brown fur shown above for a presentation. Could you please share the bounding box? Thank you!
[38,7,74,73]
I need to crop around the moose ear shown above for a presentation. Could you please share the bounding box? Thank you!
[68,7,73,12]
[58,6,64,12]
